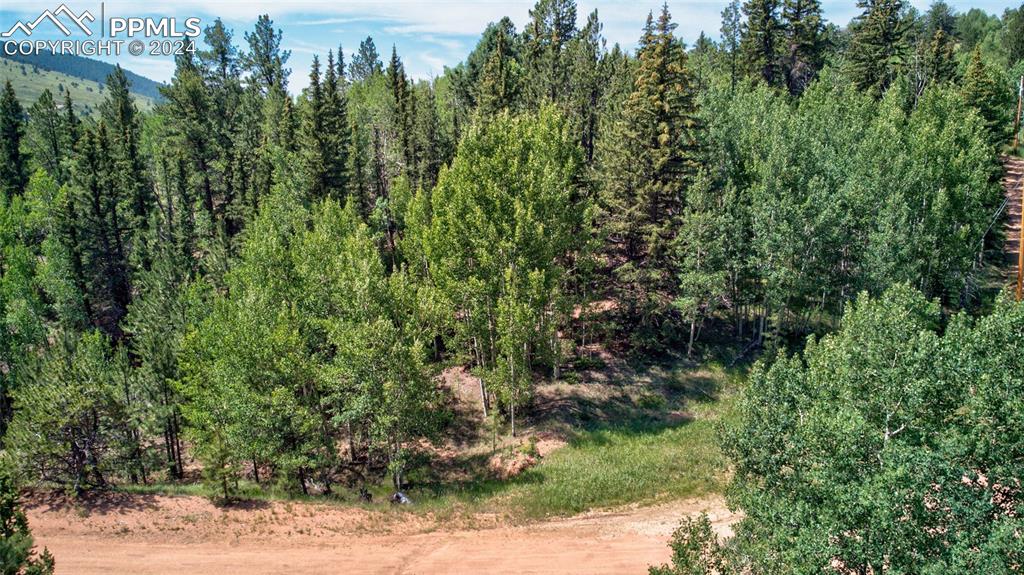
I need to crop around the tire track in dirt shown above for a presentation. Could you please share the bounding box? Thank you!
[26,493,738,574]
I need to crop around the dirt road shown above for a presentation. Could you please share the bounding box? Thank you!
[26,493,738,574]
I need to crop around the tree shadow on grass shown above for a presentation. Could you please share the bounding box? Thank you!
[528,356,724,436]
[410,359,722,507]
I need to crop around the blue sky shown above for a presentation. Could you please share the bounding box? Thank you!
[1,0,1018,94]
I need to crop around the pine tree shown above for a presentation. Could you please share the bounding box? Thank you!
[923,0,956,38]
[69,125,133,338]
[0,80,28,200]
[350,36,382,81]
[478,26,518,117]
[721,0,743,90]
[690,32,716,91]
[961,47,1007,143]
[280,93,298,152]
[740,0,784,87]
[1006,5,1024,67]
[336,45,348,85]
[782,0,826,95]
[923,28,957,85]
[302,56,328,200]
[848,0,910,97]
[101,66,153,230]
[347,120,371,215]
[0,470,54,574]
[243,15,291,95]
[450,17,519,128]
[27,89,66,183]
[567,9,604,162]
[171,153,197,263]
[322,50,350,197]
[199,18,243,237]
[597,4,703,347]
[387,47,415,173]
[523,0,578,106]
[160,59,218,231]
[199,18,239,88]
[411,82,441,189]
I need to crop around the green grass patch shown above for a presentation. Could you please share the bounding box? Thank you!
[506,393,735,517]
[112,362,743,520]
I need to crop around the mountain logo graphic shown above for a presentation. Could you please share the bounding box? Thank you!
[1,4,95,38]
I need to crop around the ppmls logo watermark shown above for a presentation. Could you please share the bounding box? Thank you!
[2,3,200,57]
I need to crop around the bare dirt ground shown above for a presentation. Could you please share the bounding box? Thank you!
[26,492,738,574]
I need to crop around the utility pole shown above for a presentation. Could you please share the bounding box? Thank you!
[1019,175,1024,301]
[1015,76,1023,301]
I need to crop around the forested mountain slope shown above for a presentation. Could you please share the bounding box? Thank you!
[2,51,164,100]
[1,1,1023,574]
[0,57,156,115]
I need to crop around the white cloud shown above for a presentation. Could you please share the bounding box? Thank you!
[416,51,448,76]
[4,0,1018,92]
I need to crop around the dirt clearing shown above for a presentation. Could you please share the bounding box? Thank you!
[26,493,737,574]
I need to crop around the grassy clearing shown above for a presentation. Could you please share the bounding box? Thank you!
[509,401,731,517]
[411,362,742,518]
[110,361,743,520]
[503,364,739,517]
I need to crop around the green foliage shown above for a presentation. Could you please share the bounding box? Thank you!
[740,0,784,86]
[0,81,27,200]
[180,189,441,493]
[961,46,1012,143]
[1004,4,1024,67]
[701,72,1001,342]
[648,514,723,575]
[847,0,911,97]
[724,286,1024,573]
[0,469,54,575]
[0,180,49,438]
[412,107,586,426]
[782,0,826,94]
[598,4,703,348]
[25,90,66,183]
[721,0,743,89]
[66,124,133,337]
[0,0,1020,533]
[477,26,520,118]
[522,0,577,107]
[350,36,382,81]
[242,15,291,95]
[7,331,141,491]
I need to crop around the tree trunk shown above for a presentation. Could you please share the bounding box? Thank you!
[687,319,697,358]
[511,395,516,438]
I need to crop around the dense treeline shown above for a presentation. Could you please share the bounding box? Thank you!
[651,287,1024,573]
[0,0,1021,510]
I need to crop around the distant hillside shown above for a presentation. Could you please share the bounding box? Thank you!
[0,58,156,116]
[1,51,165,101]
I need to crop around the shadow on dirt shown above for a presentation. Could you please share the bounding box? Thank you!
[22,489,162,516]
